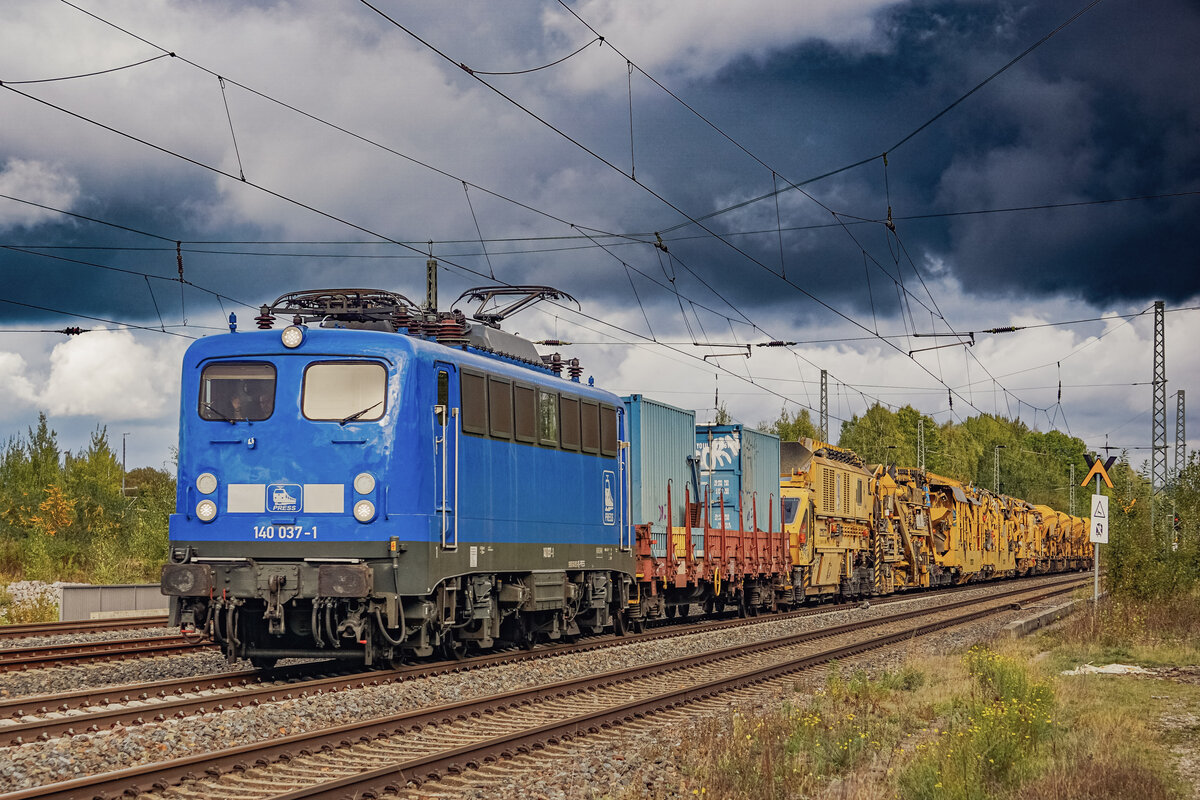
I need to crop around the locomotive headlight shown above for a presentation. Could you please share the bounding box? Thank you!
[281,325,305,349]
[353,472,376,494]
[195,499,218,522]
[196,472,218,495]
[353,499,376,523]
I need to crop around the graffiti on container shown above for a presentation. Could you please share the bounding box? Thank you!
[695,434,740,471]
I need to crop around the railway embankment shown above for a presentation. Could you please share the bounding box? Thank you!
[580,592,1200,800]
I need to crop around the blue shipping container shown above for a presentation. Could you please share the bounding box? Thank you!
[623,395,696,545]
[695,424,782,531]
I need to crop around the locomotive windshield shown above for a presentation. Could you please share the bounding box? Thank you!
[782,496,801,525]
[302,361,387,422]
[199,362,275,421]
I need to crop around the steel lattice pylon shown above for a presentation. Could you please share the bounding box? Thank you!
[1152,301,1168,496]
[819,369,828,444]
[918,417,926,472]
[1175,389,1186,483]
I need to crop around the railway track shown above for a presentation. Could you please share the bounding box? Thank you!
[0,617,169,642]
[1,576,1087,800]
[0,634,210,674]
[0,574,1084,747]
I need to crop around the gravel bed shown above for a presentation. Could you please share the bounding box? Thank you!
[0,577,1072,793]
[0,651,237,701]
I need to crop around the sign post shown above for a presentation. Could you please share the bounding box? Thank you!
[1084,454,1115,603]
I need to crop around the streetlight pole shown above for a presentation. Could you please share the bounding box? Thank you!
[122,432,130,495]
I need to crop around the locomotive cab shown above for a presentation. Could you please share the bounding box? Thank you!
[163,325,402,666]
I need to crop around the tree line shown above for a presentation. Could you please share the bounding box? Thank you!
[0,413,173,584]
[759,403,1090,511]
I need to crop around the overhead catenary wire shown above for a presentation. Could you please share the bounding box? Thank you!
[2,173,864,419]
[0,296,196,339]
[16,2,815,387]
[648,0,1113,239]
[7,188,1197,261]
[0,53,171,84]
[0,37,853,422]
[551,0,1122,424]
[5,190,1187,409]
[549,0,957,345]
[0,244,256,311]
[461,182,495,280]
[356,0,998,421]
[48,0,640,256]
[457,36,602,76]
[14,0,1167,438]
[520,0,1107,426]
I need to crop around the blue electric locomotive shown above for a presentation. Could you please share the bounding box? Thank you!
[162,288,635,667]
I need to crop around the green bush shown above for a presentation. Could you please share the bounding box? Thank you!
[0,414,173,584]
[898,648,1056,799]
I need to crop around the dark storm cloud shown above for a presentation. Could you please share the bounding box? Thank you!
[3,0,1196,331]
[1,169,269,325]
[590,0,1200,320]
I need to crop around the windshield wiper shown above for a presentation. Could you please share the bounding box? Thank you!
[340,401,382,426]
[202,401,238,424]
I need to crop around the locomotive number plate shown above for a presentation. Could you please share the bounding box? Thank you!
[253,525,318,540]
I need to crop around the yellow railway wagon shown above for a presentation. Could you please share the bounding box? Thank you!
[871,467,935,592]
[925,473,985,584]
[1033,505,1069,571]
[776,442,1089,602]
[978,490,1017,578]
[1068,515,1089,569]
[1008,500,1040,575]
[780,439,873,599]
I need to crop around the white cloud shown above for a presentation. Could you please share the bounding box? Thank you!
[39,328,183,421]
[0,159,80,229]
[0,351,39,410]
[543,0,896,89]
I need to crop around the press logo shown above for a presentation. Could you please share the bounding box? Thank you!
[602,471,615,525]
[267,483,302,513]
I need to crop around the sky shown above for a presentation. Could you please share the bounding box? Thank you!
[0,0,1197,476]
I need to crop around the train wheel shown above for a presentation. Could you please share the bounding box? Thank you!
[614,608,628,637]
[249,655,277,670]
[440,631,466,661]
[516,614,535,650]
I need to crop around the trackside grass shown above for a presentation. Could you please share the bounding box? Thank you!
[0,584,58,624]
[896,647,1056,799]
[613,594,1200,800]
